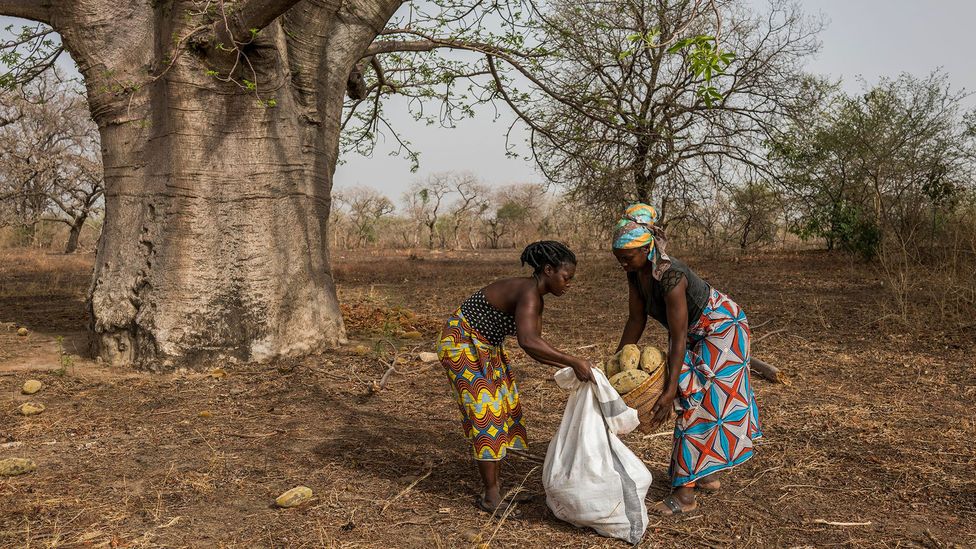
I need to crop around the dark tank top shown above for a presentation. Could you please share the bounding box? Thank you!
[627,257,710,329]
[459,289,517,346]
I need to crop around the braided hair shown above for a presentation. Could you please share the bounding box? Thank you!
[520,240,577,274]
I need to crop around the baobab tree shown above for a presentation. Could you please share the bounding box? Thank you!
[0,0,415,367]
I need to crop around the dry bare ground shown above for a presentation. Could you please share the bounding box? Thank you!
[1,248,974,548]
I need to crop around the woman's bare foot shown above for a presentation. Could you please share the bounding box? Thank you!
[696,476,721,493]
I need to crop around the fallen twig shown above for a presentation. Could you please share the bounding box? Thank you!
[371,340,433,393]
[734,465,784,495]
[642,431,673,439]
[779,484,848,492]
[149,408,181,416]
[750,318,774,330]
[375,339,401,392]
[226,430,284,439]
[380,468,432,514]
[750,358,788,384]
[811,519,872,527]
[754,328,787,344]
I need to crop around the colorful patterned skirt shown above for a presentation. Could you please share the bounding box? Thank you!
[670,288,763,486]
[437,310,527,461]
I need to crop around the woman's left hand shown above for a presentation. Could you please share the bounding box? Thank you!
[650,385,677,426]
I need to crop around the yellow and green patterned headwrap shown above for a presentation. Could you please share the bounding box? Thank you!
[612,203,672,280]
[612,203,659,251]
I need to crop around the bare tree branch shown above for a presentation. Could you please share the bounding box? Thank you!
[0,1,54,24]
[216,0,309,46]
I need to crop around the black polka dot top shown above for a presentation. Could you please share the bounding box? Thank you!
[459,289,518,346]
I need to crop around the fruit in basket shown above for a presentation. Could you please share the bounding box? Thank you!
[619,344,640,371]
[609,369,650,394]
[605,352,621,377]
[639,345,665,373]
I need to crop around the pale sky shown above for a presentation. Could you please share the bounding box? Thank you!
[3,1,975,199]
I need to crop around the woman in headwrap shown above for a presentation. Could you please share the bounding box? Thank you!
[612,203,762,515]
[438,240,595,515]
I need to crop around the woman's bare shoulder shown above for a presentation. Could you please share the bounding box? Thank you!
[484,277,537,311]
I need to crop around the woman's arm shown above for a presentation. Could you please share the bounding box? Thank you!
[514,287,593,381]
[616,274,648,351]
[650,276,689,425]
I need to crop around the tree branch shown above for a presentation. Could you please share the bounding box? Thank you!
[364,40,439,57]
[217,0,308,47]
[0,1,54,24]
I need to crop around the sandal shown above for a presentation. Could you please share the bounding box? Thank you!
[507,490,535,503]
[652,494,697,516]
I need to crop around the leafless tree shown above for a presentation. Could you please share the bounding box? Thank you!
[334,186,395,248]
[0,72,103,251]
[446,173,488,249]
[408,173,452,249]
[506,0,822,220]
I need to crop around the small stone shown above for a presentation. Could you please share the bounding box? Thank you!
[21,380,43,395]
[275,486,313,508]
[229,387,245,396]
[462,530,482,543]
[401,331,422,340]
[18,402,45,416]
[198,410,212,418]
[418,352,438,363]
[0,458,36,476]
[209,368,227,379]
[17,327,28,337]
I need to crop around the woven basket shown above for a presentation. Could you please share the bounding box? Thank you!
[621,366,670,434]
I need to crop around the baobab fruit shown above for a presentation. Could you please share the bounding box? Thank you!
[17,327,28,337]
[640,346,666,373]
[605,353,621,377]
[619,344,641,371]
[353,345,370,356]
[610,369,650,395]
[18,402,45,416]
[275,486,313,508]
[0,458,36,476]
[21,380,43,395]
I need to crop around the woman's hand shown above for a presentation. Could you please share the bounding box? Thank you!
[650,384,677,425]
[571,359,594,383]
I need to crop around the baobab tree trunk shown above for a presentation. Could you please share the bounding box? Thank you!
[88,84,349,368]
[4,0,400,368]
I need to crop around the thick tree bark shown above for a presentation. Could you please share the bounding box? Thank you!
[14,0,401,369]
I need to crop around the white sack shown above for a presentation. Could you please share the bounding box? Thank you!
[542,368,652,545]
